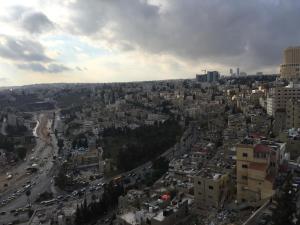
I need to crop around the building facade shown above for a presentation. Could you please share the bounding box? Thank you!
[236,140,285,203]
[280,46,300,80]
[194,169,229,209]
[286,99,300,129]
[196,71,220,83]
[266,83,300,116]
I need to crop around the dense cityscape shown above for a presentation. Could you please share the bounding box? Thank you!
[0,46,299,225]
[1,0,300,225]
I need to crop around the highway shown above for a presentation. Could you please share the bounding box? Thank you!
[0,112,59,224]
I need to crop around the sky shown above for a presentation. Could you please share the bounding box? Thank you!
[0,0,300,86]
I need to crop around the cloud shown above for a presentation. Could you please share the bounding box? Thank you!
[68,0,300,72]
[17,63,71,73]
[7,6,54,34]
[21,11,54,34]
[0,77,8,83]
[0,36,52,62]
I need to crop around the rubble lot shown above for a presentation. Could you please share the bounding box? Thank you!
[186,208,253,225]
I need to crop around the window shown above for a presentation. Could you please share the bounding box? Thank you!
[198,181,201,185]
[209,185,214,190]
[242,164,248,169]
[242,152,248,157]
[242,176,248,180]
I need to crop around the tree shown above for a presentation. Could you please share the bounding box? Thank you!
[271,173,297,225]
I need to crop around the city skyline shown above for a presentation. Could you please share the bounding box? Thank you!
[1,0,300,86]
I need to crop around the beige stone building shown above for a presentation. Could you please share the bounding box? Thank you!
[280,46,300,80]
[286,99,300,129]
[194,168,230,209]
[267,83,300,116]
[236,139,285,203]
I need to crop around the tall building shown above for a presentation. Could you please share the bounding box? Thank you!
[207,71,220,83]
[196,71,220,83]
[280,46,300,80]
[196,74,207,82]
[266,82,300,116]
[237,67,240,76]
[230,68,233,76]
[236,138,285,203]
[286,99,300,129]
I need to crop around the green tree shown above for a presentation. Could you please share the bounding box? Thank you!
[271,173,296,225]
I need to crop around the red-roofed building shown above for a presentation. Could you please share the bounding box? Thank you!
[254,144,271,154]
[236,139,286,204]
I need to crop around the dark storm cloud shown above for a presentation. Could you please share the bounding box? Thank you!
[17,63,71,73]
[69,0,300,71]
[0,36,52,62]
[7,6,54,34]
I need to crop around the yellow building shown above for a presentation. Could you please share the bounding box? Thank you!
[194,168,230,209]
[236,140,285,203]
[280,46,300,80]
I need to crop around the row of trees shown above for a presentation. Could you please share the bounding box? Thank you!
[102,119,182,171]
[75,181,124,225]
[0,135,27,160]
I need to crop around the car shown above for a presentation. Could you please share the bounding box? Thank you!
[56,195,64,201]
[0,211,6,215]
[37,213,44,218]
[95,186,101,191]
[89,186,95,191]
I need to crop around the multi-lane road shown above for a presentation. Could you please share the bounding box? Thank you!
[0,112,59,224]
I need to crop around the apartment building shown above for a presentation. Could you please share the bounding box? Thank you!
[280,46,300,80]
[236,139,285,203]
[286,99,300,129]
[194,168,230,209]
[267,83,300,116]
